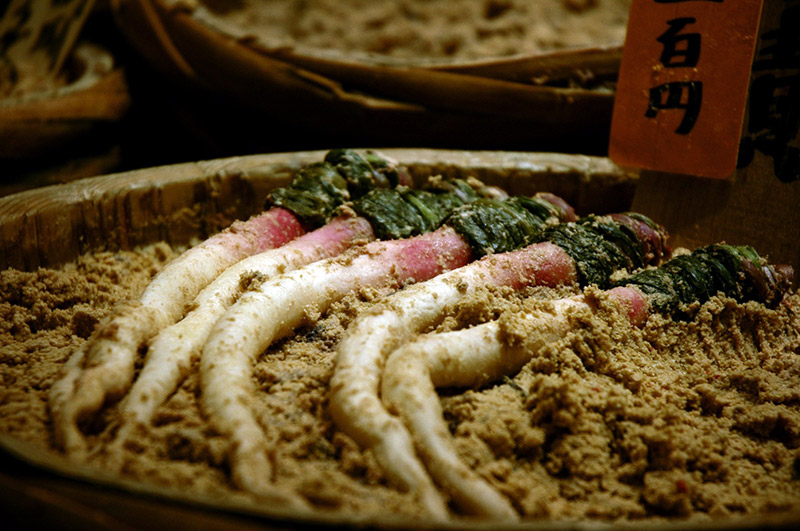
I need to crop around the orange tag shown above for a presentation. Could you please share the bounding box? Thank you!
[609,0,764,178]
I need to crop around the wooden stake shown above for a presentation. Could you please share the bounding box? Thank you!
[611,0,799,278]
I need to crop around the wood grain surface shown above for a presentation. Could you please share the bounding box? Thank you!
[0,149,637,271]
[3,150,800,530]
[109,0,618,153]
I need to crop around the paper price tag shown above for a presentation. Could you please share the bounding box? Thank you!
[609,0,764,178]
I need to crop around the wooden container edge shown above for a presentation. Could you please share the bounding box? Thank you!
[0,149,637,271]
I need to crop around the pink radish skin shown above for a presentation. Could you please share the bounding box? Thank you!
[51,207,305,457]
[380,286,651,518]
[199,226,473,509]
[331,242,576,519]
[607,285,650,326]
[113,215,375,447]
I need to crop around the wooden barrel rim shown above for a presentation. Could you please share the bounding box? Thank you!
[0,149,637,271]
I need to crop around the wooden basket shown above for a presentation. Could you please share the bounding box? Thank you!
[0,149,636,271]
[110,0,623,152]
[2,150,799,530]
[0,42,131,193]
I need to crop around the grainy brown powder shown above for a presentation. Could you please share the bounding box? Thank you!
[203,0,631,61]
[1,244,799,525]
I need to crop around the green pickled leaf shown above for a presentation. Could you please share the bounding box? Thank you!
[269,162,350,226]
[616,243,776,316]
[446,198,556,256]
[325,149,390,195]
[352,179,482,240]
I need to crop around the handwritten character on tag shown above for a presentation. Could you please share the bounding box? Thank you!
[657,17,701,67]
[646,81,704,134]
[645,13,704,134]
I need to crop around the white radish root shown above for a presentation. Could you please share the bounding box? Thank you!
[381,297,585,518]
[113,215,374,445]
[330,242,575,519]
[50,207,304,457]
[378,284,662,515]
[199,226,473,507]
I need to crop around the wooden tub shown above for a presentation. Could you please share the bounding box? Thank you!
[0,149,636,271]
[110,0,625,153]
[2,150,799,530]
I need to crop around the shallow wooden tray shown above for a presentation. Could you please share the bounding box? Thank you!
[3,150,800,530]
[0,149,637,271]
[110,0,620,152]
[0,42,130,161]
[0,41,131,196]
